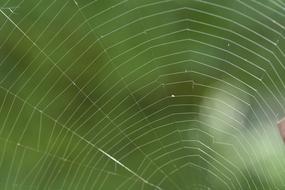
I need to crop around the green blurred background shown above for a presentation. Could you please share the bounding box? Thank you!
[0,0,285,189]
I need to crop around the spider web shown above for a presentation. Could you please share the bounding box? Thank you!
[0,0,285,189]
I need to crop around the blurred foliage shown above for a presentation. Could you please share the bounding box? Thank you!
[0,0,285,189]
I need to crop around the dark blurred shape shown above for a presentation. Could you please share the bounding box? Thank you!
[278,118,285,142]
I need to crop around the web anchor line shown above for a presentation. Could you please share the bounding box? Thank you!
[98,148,162,190]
